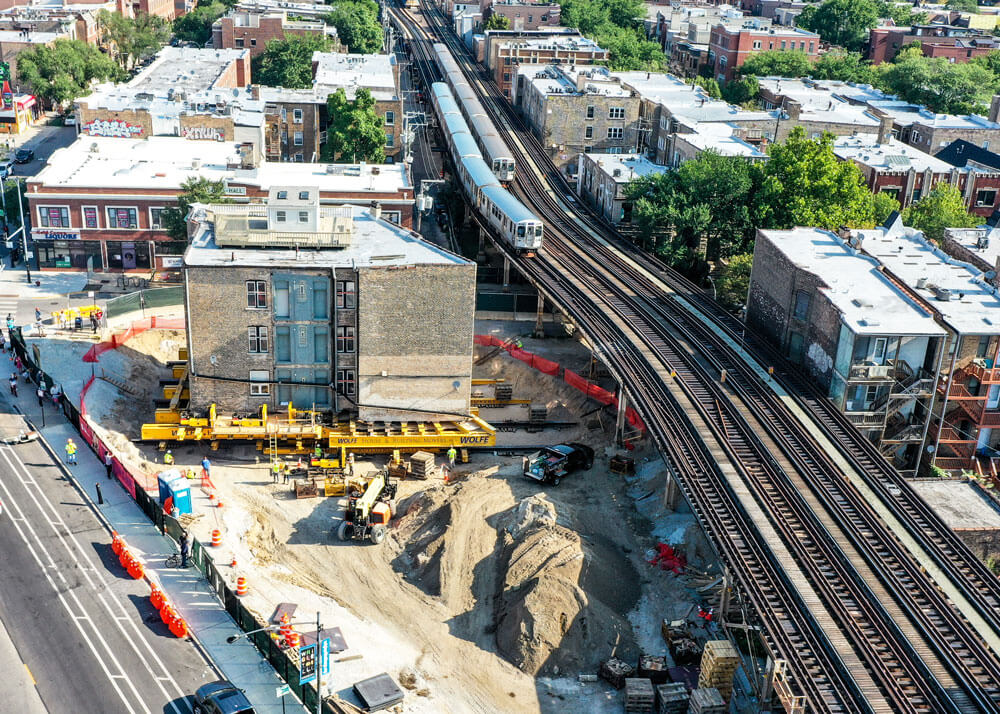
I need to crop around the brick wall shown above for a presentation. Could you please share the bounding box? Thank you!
[77,108,153,138]
[179,113,236,142]
[215,15,327,57]
[489,3,561,31]
[357,263,475,421]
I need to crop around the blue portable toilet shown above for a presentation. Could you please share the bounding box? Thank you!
[157,469,193,515]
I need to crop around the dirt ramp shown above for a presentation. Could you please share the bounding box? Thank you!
[496,512,639,676]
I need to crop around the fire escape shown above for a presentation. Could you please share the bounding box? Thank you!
[935,358,1000,471]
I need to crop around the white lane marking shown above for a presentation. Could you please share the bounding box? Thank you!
[1,444,190,714]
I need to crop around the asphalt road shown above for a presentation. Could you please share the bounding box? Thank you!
[0,407,216,714]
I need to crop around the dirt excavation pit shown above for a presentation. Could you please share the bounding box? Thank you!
[392,483,641,677]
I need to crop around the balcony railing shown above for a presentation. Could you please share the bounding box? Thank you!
[963,359,1000,384]
[934,456,975,471]
[844,411,885,428]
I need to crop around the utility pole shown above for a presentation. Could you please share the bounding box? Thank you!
[314,611,323,714]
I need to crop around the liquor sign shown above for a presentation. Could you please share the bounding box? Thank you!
[83,119,143,138]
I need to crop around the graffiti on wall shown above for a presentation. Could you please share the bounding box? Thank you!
[83,119,144,138]
[182,126,225,141]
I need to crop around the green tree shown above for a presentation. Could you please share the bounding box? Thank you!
[738,50,814,78]
[325,0,382,53]
[901,183,980,243]
[172,1,228,45]
[947,0,979,12]
[252,35,333,88]
[797,0,880,52]
[17,39,121,107]
[876,47,998,114]
[721,74,759,105]
[971,49,1000,78]
[97,10,170,72]
[874,0,927,25]
[161,177,233,240]
[560,0,610,35]
[596,24,666,71]
[692,76,722,99]
[559,0,665,70]
[754,127,881,230]
[482,12,510,31]
[714,253,753,309]
[321,88,386,163]
[811,49,876,84]
[873,191,901,225]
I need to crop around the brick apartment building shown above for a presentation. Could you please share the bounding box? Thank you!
[212,10,339,58]
[868,24,995,64]
[709,22,819,82]
[26,136,413,272]
[481,29,608,96]
[0,7,98,92]
[482,0,561,31]
[183,195,475,422]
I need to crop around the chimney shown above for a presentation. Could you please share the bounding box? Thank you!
[250,84,260,100]
[990,94,1000,123]
[370,200,381,221]
[783,98,801,121]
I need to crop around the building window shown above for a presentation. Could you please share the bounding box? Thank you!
[657,136,665,150]
[607,127,623,139]
[977,189,997,207]
[249,370,269,396]
[314,327,329,363]
[277,190,288,199]
[294,153,304,162]
[385,132,394,148]
[246,280,267,309]
[809,42,815,53]
[280,107,287,121]
[793,290,810,320]
[276,210,286,223]
[337,325,355,353]
[235,38,244,48]
[586,105,595,119]
[609,107,625,119]
[82,206,99,229]
[337,280,356,309]
[275,326,291,362]
[385,110,395,125]
[250,38,257,46]
[105,207,138,229]
[788,331,804,363]
[337,369,356,396]
[608,147,623,154]
[281,130,288,144]
[149,207,165,229]
[38,206,70,228]
[313,283,328,319]
[293,131,303,146]
[292,109,303,123]
[248,326,268,353]
[584,145,593,153]
[585,126,593,139]
[752,40,761,49]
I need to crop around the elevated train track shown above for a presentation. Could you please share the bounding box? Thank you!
[391,6,1000,711]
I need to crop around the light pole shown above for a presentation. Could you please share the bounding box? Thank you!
[227,611,326,714]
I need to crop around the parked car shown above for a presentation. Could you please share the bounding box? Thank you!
[522,443,595,485]
[0,158,14,178]
[193,680,255,714]
[14,148,33,164]
[63,114,77,126]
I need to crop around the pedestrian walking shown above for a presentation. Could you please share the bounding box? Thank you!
[13,355,21,372]
[0,333,6,351]
[180,530,191,568]
[36,385,44,407]
[447,446,457,468]
[34,307,41,323]
[90,314,97,333]
[50,383,60,406]
[20,366,28,383]
[8,373,16,397]
[201,456,211,477]
[104,451,113,479]
[65,439,77,465]
[5,314,13,332]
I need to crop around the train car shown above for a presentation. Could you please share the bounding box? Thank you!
[480,185,543,251]
[458,155,501,205]
[452,132,481,161]
[468,114,516,181]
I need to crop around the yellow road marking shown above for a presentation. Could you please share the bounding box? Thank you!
[24,663,36,686]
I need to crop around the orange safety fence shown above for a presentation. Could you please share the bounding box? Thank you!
[477,336,644,434]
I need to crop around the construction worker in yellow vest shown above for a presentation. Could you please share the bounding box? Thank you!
[271,461,281,483]
[447,446,457,467]
[164,450,174,466]
[65,438,77,466]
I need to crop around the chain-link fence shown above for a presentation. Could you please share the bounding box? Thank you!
[105,287,184,320]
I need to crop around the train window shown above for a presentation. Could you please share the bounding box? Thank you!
[517,226,525,238]
[535,225,542,236]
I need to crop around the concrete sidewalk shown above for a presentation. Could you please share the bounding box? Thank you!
[7,385,307,714]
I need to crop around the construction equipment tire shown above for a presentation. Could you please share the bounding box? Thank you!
[370,525,386,545]
[337,521,352,541]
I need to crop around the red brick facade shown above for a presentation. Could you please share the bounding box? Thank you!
[212,13,332,58]
[709,24,819,82]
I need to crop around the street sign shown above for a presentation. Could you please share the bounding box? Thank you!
[276,684,291,697]
[299,643,317,684]
[320,637,330,677]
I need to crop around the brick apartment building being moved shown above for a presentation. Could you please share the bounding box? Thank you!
[26,136,413,272]
[212,9,339,57]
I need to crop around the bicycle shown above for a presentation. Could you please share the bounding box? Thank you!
[164,552,183,568]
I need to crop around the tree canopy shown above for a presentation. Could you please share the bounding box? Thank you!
[901,184,980,243]
[17,39,122,107]
[877,47,997,115]
[252,35,334,88]
[162,177,233,240]
[172,1,230,45]
[739,50,814,78]
[946,0,980,12]
[559,0,664,71]
[797,0,879,52]
[482,12,510,31]
[321,88,386,163]
[812,49,876,84]
[324,0,382,54]
[97,10,169,72]
[721,74,759,106]
[714,253,753,309]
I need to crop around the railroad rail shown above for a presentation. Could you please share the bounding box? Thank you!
[391,4,1000,712]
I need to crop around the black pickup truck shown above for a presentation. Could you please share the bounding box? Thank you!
[522,443,595,485]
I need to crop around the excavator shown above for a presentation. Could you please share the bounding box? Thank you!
[336,470,398,544]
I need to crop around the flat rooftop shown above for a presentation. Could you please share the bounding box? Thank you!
[500,35,606,52]
[858,222,1000,335]
[909,479,1000,531]
[185,204,466,269]
[943,225,1000,270]
[311,52,397,101]
[614,71,775,124]
[583,153,667,183]
[760,227,945,337]
[0,28,61,43]
[681,123,768,159]
[867,99,1000,131]
[757,77,883,127]
[129,47,249,94]
[31,137,410,194]
[518,64,631,97]
[833,135,955,173]
[78,83,266,127]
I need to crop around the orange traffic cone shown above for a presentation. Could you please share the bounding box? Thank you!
[230,554,238,568]
[208,492,216,506]
[150,583,164,610]
[211,529,222,547]
[217,497,224,508]
[236,576,249,596]
[170,617,188,638]
[285,629,299,648]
